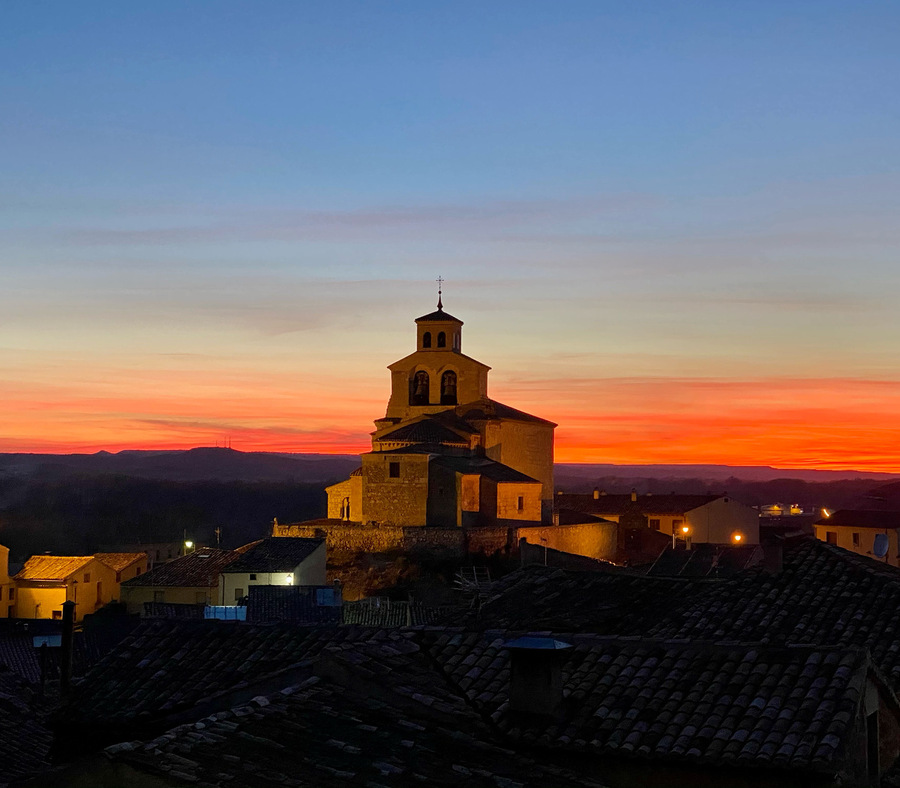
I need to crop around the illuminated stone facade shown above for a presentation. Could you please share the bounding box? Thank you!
[323,300,556,532]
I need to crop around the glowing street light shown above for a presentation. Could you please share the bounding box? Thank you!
[184,540,194,552]
[673,525,691,549]
[732,532,743,544]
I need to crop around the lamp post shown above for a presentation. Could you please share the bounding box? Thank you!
[673,525,691,550]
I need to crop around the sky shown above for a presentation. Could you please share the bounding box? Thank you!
[2,2,900,470]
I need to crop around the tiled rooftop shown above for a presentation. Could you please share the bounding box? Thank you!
[0,668,53,785]
[559,492,724,517]
[423,630,879,774]
[15,555,93,581]
[102,635,607,788]
[222,537,323,573]
[482,537,900,691]
[121,547,242,588]
[94,552,146,572]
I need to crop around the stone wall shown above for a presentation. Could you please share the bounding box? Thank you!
[362,453,429,526]
[517,520,619,563]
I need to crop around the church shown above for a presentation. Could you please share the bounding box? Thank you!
[322,297,556,532]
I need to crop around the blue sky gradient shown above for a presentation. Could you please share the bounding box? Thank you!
[2,2,899,466]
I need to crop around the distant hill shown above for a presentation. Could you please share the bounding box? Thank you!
[1,451,894,486]
[556,463,900,485]
[0,448,360,484]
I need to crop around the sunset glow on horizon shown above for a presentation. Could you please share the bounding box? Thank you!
[3,3,900,474]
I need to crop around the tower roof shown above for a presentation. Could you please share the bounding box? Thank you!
[415,306,463,324]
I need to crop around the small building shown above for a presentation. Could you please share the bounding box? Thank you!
[0,544,13,619]
[219,537,326,605]
[814,510,900,566]
[119,547,245,614]
[13,553,144,622]
[557,491,760,545]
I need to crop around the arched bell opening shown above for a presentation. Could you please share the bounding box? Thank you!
[441,370,457,405]
[410,370,430,405]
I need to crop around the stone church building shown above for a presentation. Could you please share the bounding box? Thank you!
[325,300,555,529]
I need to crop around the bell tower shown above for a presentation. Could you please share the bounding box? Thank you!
[378,296,490,425]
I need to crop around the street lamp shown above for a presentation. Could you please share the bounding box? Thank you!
[673,525,691,550]
[732,532,743,544]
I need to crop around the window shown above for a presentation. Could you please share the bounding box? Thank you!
[437,331,446,347]
[250,573,257,581]
[410,371,429,405]
[52,610,62,620]
[517,496,524,512]
[83,572,91,583]
[649,519,661,529]
[8,587,14,601]
[234,588,244,601]
[116,572,121,583]
[852,532,860,547]
[153,591,165,603]
[453,332,460,350]
[389,462,400,478]
[826,531,838,545]
[422,332,432,348]
[440,370,457,405]
[136,567,141,576]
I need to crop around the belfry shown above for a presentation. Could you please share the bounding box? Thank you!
[324,296,556,530]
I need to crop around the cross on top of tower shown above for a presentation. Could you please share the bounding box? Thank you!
[436,275,444,310]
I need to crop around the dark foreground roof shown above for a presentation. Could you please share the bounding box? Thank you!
[0,669,52,785]
[424,631,882,773]
[98,635,605,788]
[482,537,900,690]
[222,536,323,573]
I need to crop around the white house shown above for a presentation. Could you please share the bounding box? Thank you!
[218,537,326,605]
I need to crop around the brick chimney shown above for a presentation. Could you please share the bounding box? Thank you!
[504,637,572,716]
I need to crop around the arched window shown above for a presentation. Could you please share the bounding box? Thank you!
[422,332,432,348]
[437,331,446,348]
[453,332,460,350]
[441,370,457,405]
[410,370,430,405]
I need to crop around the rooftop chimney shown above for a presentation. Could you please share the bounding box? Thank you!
[761,534,784,575]
[505,637,572,717]
[60,600,75,696]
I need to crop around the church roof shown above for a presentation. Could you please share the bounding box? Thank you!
[457,398,557,427]
[435,455,540,483]
[415,307,463,323]
[376,417,471,446]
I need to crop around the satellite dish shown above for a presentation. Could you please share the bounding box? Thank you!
[873,533,889,558]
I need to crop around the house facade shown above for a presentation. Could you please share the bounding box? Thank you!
[120,547,245,614]
[219,537,326,604]
[13,552,145,622]
[557,491,761,546]
[814,510,900,566]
